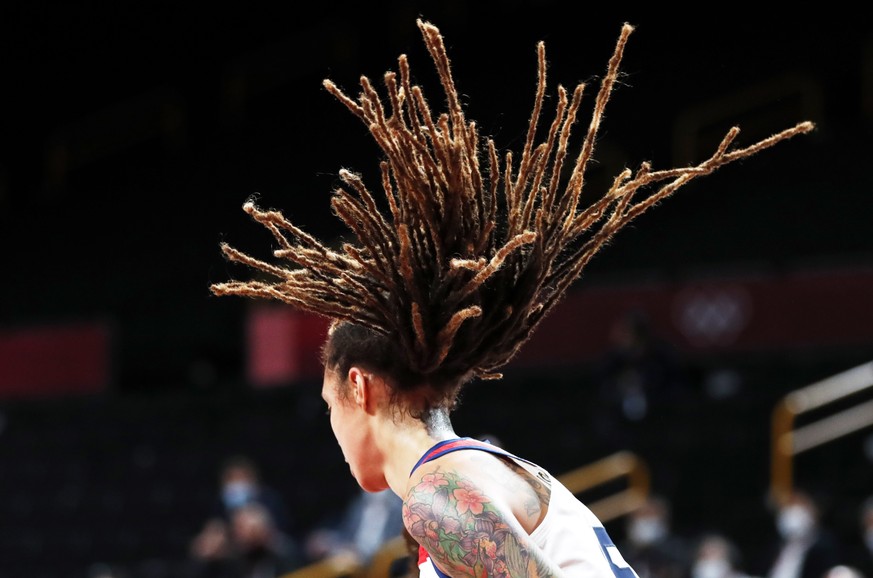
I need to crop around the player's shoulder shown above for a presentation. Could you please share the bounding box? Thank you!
[405,449,514,513]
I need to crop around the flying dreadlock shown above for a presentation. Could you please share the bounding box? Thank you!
[211,20,814,385]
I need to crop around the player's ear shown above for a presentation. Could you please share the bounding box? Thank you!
[347,366,368,408]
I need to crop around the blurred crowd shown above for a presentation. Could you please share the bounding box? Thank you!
[83,452,873,578]
[619,489,873,578]
[182,455,406,578]
[81,312,873,578]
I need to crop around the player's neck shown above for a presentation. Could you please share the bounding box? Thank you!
[376,411,457,497]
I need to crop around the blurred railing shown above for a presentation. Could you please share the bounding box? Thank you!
[279,450,649,578]
[556,450,650,523]
[770,360,873,505]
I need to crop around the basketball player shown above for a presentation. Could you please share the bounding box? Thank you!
[212,19,813,578]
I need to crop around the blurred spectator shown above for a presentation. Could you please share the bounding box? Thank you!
[229,502,303,578]
[823,566,865,578]
[690,533,756,578]
[592,310,690,449]
[195,455,293,536]
[190,518,233,568]
[188,455,299,577]
[304,488,404,566]
[758,490,842,578]
[844,495,873,578]
[187,502,302,578]
[620,495,692,578]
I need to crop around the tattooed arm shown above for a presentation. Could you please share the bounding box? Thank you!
[403,463,565,578]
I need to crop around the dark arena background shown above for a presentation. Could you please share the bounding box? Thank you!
[1,3,872,578]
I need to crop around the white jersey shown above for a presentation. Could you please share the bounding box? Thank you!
[412,438,639,578]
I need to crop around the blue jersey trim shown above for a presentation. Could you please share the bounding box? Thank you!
[593,526,640,578]
[409,437,536,477]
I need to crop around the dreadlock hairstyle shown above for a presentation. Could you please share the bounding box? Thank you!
[212,20,814,407]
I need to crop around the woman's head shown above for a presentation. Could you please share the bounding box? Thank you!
[320,320,465,418]
[320,321,460,491]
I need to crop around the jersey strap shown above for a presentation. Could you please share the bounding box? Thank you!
[409,437,527,476]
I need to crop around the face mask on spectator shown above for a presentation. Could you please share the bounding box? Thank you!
[223,481,255,509]
[692,558,731,578]
[777,505,814,541]
[629,517,666,546]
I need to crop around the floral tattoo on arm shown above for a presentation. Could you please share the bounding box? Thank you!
[404,468,556,578]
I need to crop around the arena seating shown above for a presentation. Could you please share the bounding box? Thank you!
[1,353,870,578]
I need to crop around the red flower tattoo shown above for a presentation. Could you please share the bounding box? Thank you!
[453,485,487,515]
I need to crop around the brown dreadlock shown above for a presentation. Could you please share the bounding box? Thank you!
[211,20,814,394]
